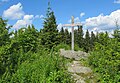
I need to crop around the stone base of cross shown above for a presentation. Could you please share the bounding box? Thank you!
[62,16,82,51]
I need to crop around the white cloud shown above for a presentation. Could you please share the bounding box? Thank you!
[3,2,24,20]
[114,0,120,4]
[23,15,34,20]
[84,10,120,34]
[35,15,44,19]
[74,17,80,23]
[57,23,62,31]
[68,13,85,23]
[35,15,39,18]
[57,23,79,32]
[2,2,43,30]
[40,15,44,19]
[13,15,34,29]
[80,12,85,17]
[66,27,78,32]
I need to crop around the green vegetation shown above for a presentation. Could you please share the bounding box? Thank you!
[88,33,120,83]
[40,2,59,49]
[0,3,73,83]
[0,2,120,83]
[0,16,73,83]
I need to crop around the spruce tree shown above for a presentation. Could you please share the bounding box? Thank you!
[98,32,109,46]
[113,29,120,41]
[74,29,78,45]
[41,2,59,48]
[64,29,70,45]
[77,26,84,48]
[105,31,109,39]
[111,21,120,42]
[0,17,10,46]
[16,25,39,52]
[59,27,65,43]
[90,31,95,49]
[95,32,99,42]
[70,32,72,45]
[84,29,90,52]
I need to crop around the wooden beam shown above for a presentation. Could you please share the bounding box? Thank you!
[62,16,82,51]
[62,23,82,27]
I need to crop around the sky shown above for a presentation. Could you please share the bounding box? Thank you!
[0,0,120,35]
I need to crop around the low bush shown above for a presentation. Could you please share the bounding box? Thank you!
[88,39,120,83]
[0,48,73,83]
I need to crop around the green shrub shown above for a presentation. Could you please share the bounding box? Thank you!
[88,39,120,82]
[0,48,73,83]
[74,44,84,51]
[54,43,83,52]
[54,43,70,52]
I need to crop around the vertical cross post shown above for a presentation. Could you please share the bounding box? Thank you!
[62,16,82,51]
[71,16,74,51]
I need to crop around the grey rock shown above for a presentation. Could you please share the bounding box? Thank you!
[72,74,86,83]
[68,66,92,74]
[60,49,94,83]
[76,80,86,83]
[60,49,89,60]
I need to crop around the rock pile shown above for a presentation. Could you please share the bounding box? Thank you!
[60,49,89,60]
[60,49,96,83]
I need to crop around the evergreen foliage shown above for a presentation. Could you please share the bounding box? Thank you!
[0,20,73,83]
[77,26,84,48]
[90,31,95,50]
[41,2,59,49]
[0,2,120,83]
[89,37,120,82]
[0,3,73,83]
[16,25,39,52]
[59,27,65,43]
[64,29,71,45]
[84,30,90,52]
[74,29,78,45]
[0,17,10,46]
[95,32,99,42]
[97,32,109,46]
[113,29,120,41]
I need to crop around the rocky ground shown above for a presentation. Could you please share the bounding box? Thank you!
[60,49,97,83]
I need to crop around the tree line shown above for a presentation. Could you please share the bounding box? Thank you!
[0,2,120,82]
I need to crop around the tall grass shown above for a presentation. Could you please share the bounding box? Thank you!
[0,48,73,83]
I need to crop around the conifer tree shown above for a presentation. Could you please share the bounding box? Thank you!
[113,19,120,40]
[84,29,90,52]
[70,32,72,45]
[113,29,120,41]
[90,31,95,49]
[74,29,78,45]
[77,26,84,48]
[41,2,59,48]
[16,25,39,52]
[0,17,13,76]
[95,32,99,42]
[64,29,70,45]
[59,27,65,43]
[0,17,10,46]
[98,32,109,46]
[105,31,109,39]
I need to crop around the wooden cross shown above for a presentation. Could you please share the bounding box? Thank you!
[62,16,82,51]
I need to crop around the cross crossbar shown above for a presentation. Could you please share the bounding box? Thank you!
[62,23,82,27]
[62,16,82,51]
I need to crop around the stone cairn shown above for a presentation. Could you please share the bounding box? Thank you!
[60,49,96,83]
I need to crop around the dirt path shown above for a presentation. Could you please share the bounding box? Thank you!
[60,49,97,83]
